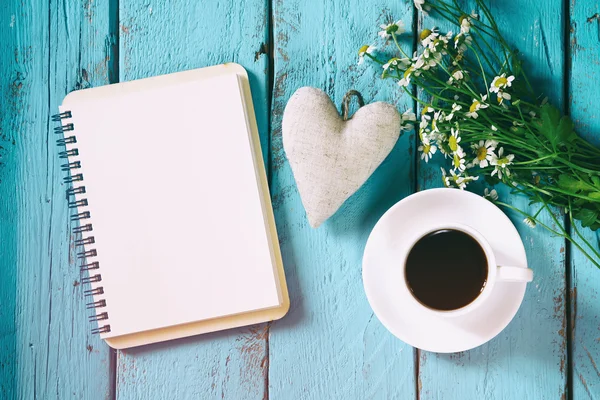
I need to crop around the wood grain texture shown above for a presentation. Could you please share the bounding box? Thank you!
[416,1,568,399]
[2,0,600,398]
[268,1,417,399]
[115,2,271,399]
[569,1,600,397]
[0,0,113,398]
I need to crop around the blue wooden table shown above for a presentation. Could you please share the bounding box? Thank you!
[1,0,599,399]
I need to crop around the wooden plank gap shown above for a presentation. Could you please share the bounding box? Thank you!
[414,347,421,400]
[411,2,420,195]
[563,1,573,399]
[266,0,274,186]
[108,0,120,84]
[109,348,117,400]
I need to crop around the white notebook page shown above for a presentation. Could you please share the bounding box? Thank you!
[62,72,281,337]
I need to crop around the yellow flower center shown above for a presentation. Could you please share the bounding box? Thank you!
[423,144,431,154]
[358,45,369,55]
[420,29,432,41]
[449,135,458,151]
[469,101,480,113]
[495,77,508,87]
[453,154,461,168]
[476,146,487,160]
[421,106,431,115]
[404,67,413,79]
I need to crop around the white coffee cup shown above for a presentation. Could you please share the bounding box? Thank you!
[402,222,533,317]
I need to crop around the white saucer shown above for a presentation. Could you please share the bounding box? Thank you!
[362,188,529,353]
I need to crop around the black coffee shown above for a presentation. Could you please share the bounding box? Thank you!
[405,229,488,311]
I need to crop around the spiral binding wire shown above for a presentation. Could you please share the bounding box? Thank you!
[53,111,110,335]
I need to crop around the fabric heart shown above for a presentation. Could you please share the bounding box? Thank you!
[282,87,402,228]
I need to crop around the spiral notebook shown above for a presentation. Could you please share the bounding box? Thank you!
[53,64,289,349]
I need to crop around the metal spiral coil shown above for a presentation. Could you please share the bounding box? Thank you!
[52,111,110,335]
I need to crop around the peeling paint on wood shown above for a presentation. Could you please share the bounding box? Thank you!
[268,1,416,399]
[2,0,600,398]
[570,1,600,397]
[0,0,113,398]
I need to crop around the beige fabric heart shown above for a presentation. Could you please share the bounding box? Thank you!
[282,87,402,228]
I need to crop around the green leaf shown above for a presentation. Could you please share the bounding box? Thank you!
[537,105,577,149]
[574,208,599,228]
[589,192,600,200]
[591,176,600,188]
[557,174,590,192]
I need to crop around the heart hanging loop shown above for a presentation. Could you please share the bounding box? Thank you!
[341,90,365,121]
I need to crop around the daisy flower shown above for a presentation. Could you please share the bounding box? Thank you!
[447,70,466,84]
[441,167,450,187]
[452,147,467,171]
[523,217,537,228]
[448,127,461,151]
[490,147,515,179]
[419,139,437,162]
[421,105,435,120]
[471,139,497,167]
[419,28,439,47]
[379,20,405,39]
[398,67,415,87]
[382,57,410,72]
[431,111,443,132]
[400,110,416,131]
[460,16,472,34]
[490,73,515,93]
[436,135,451,158]
[419,118,429,130]
[429,34,450,54]
[358,45,376,65]
[446,103,462,121]
[483,188,499,201]
[414,49,442,70]
[465,95,489,118]
[454,32,472,53]
[444,169,479,189]
[496,90,511,104]
[459,13,478,34]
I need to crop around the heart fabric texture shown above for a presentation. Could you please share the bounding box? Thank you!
[282,87,402,228]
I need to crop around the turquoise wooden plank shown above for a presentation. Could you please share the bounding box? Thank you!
[269,1,416,399]
[416,1,568,399]
[569,2,600,398]
[115,2,271,399]
[0,0,114,398]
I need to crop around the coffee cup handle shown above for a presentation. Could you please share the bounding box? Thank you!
[496,266,533,282]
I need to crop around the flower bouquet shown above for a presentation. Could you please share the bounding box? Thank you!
[359,0,600,268]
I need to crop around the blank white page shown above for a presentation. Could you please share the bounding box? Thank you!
[60,69,281,337]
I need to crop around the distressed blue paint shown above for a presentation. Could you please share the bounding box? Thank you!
[0,0,113,398]
[569,1,600,397]
[268,1,417,399]
[114,2,271,399]
[416,1,568,399]
[2,0,600,398]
